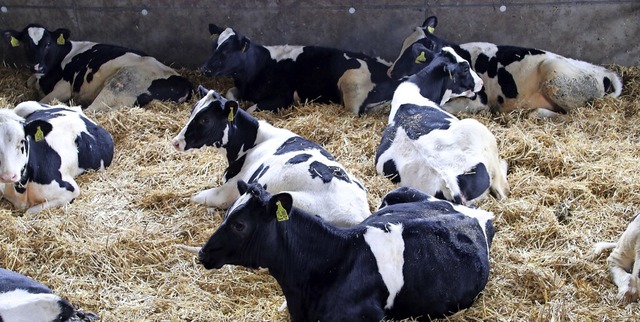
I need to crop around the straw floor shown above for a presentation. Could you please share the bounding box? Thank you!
[0,63,639,321]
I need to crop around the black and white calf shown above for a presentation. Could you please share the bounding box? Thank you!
[203,24,401,115]
[3,24,193,111]
[0,268,97,321]
[389,16,623,116]
[594,214,640,304]
[199,182,494,321]
[171,86,369,227]
[0,101,114,213]
[376,47,509,206]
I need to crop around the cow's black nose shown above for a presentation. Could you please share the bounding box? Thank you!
[200,66,213,76]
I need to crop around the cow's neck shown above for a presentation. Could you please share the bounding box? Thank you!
[261,212,357,314]
[222,109,259,163]
[412,64,450,104]
[233,45,272,91]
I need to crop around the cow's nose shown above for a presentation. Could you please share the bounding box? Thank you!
[0,173,19,183]
[171,138,184,151]
[200,65,212,76]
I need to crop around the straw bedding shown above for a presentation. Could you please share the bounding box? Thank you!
[0,63,638,321]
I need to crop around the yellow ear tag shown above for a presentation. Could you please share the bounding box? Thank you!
[415,51,427,64]
[275,200,289,222]
[427,26,435,33]
[10,36,20,47]
[227,109,234,122]
[34,126,44,142]
[209,33,219,41]
[56,34,65,45]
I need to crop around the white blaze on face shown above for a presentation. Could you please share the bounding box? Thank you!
[363,223,405,309]
[27,27,45,45]
[0,111,28,183]
[0,289,64,322]
[171,89,218,151]
[217,28,236,48]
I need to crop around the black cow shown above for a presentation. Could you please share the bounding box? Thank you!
[203,24,401,115]
[0,268,98,321]
[0,101,114,213]
[389,16,623,117]
[199,182,494,321]
[3,24,193,111]
[376,47,509,206]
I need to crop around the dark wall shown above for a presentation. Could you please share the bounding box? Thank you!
[0,1,638,69]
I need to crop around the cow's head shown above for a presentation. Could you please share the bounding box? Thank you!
[199,181,292,269]
[171,85,239,151]
[3,24,70,74]
[202,24,251,77]
[0,109,53,183]
[389,16,453,79]
[398,47,483,106]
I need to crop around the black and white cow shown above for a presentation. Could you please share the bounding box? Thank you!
[593,214,640,304]
[171,86,369,227]
[199,182,494,321]
[203,24,401,115]
[376,47,509,206]
[0,101,114,213]
[0,268,98,322]
[389,16,623,117]
[3,24,193,111]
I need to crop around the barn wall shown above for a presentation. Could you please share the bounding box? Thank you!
[0,0,637,69]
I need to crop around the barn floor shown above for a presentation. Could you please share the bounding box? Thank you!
[1,63,639,321]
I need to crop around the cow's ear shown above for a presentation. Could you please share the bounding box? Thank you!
[269,193,293,222]
[52,28,70,45]
[209,24,225,39]
[24,120,53,142]
[3,29,22,47]
[237,180,249,195]
[411,43,433,64]
[422,16,437,33]
[224,100,239,123]
[197,85,210,97]
[443,63,457,81]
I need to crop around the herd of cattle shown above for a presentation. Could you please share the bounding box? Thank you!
[0,15,636,322]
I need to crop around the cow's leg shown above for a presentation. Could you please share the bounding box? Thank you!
[489,159,509,200]
[39,81,73,104]
[191,182,239,209]
[25,181,80,214]
[608,247,638,303]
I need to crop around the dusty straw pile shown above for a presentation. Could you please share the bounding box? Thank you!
[0,63,639,321]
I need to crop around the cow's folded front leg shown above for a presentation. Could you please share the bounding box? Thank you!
[191,184,238,209]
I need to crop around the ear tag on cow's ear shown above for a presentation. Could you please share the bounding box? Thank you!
[427,26,435,33]
[34,126,44,142]
[10,36,20,47]
[447,68,454,82]
[415,51,427,64]
[209,33,218,41]
[56,34,65,45]
[241,42,248,53]
[275,200,289,222]
[227,109,234,122]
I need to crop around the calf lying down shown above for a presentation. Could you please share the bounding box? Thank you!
[172,86,370,227]
[377,47,509,206]
[594,214,640,304]
[3,24,193,111]
[0,268,97,321]
[389,16,623,117]
[203,24,400,115]
[0,101,113,213]
[199,182,494,321]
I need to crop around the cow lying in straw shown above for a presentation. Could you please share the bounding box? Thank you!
[389,16,623,117]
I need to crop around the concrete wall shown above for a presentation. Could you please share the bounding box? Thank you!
[0,0,638,69]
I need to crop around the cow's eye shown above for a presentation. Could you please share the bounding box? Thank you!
[232,222,245,232]
[199,117,209,125]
